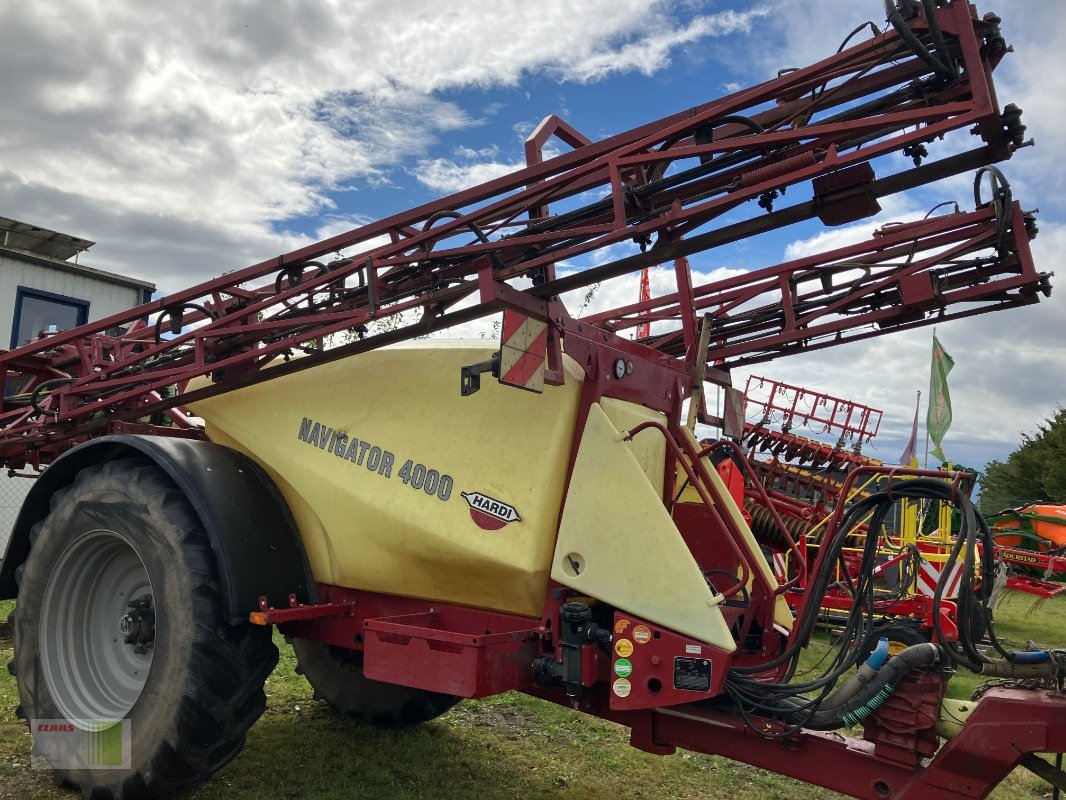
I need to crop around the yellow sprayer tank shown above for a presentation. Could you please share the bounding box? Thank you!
[189,342,772,651]
[191,343,584,617]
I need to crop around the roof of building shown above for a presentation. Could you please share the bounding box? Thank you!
[0,216,94,262]
[0,217,155,292]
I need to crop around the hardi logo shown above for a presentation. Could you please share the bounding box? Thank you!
[461,491,521,531]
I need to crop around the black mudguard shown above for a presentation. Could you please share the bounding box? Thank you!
[0,435,315,625]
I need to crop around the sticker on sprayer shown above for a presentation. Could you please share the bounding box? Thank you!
[632,625,652,644]
[461,491,521,531]
[615,639,634,658]
[614,658,633,678]
[612,678,632,698]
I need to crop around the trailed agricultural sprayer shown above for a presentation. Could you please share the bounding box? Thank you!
[988,504,1066,597]
[1,2,1063,798]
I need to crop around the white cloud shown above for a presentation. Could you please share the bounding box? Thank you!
[561,8,771,83]
[0,1,764,292]
[414,155,526,194]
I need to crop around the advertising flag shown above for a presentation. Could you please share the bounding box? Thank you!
[900,390,920,466]
[927,335,954,463]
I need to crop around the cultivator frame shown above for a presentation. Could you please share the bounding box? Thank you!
[2,2,1064,799]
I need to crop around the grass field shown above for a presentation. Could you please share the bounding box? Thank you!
[0,594,1062,800]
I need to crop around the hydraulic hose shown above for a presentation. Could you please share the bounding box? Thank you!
[979,657,1059,679]
[814,638,892,714]
[884,0,956,82]
[726,473,1064,739]
[779,643,942,731]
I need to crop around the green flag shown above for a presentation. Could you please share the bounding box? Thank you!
[926,335,954,463]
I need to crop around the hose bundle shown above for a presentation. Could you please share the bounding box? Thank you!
[724,478,1061,734]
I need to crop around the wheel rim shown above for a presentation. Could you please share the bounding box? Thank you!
[40,530,155,725]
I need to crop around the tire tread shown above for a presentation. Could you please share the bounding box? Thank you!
[12,457,278,799]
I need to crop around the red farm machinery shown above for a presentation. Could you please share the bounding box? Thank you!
[1,2,1064,799]
[738,376,987,650]
[988,504,1066,598]
[736,373,1065,617]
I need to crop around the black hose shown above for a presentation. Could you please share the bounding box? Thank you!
[420,210,505,270]
[724,474,1062,737]
[789,643,940,730]
[884,0,956,81]
[29,377,73,417]
[153,302,217,343]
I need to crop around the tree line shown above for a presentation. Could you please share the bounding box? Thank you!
[978,407,1066,515]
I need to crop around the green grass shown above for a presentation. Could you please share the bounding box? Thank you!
[0,595,1062,800]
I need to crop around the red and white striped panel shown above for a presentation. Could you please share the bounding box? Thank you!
[916,558,964,598]
[772,552,788,584]
[498,309,548,393]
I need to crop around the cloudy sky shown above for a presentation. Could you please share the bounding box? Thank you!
[1,0,1062,479]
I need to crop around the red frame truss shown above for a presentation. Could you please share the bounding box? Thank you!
[0,1,1046,469]
[744,374,883,445]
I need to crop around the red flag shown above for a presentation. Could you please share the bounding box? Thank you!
[636,267,651,339]
[899,390,920,466]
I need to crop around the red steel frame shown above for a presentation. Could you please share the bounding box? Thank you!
[741,387,975,637]
[3,3,1065,798]
[0,1,1044,470]
[745,374,883,446]
[0,199,1043,469]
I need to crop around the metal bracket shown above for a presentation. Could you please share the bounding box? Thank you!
[1020,753,1066,793]
[460,353,500,396]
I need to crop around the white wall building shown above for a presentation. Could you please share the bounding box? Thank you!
[0,217,155,550]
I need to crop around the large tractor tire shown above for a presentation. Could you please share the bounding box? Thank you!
[10,458,278,799]
[291,638,459,727]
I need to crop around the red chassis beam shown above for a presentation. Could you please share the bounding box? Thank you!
[0,1,1040,467]
[636,687,1066,800]
[997,545,1066,576]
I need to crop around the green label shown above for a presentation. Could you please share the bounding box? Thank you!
[614,658,633,678]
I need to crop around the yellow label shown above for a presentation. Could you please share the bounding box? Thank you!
[615,638,634,658]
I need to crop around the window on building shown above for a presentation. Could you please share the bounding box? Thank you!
[10,287,89,349]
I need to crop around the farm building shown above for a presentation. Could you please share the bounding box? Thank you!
[0,216,154,548]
